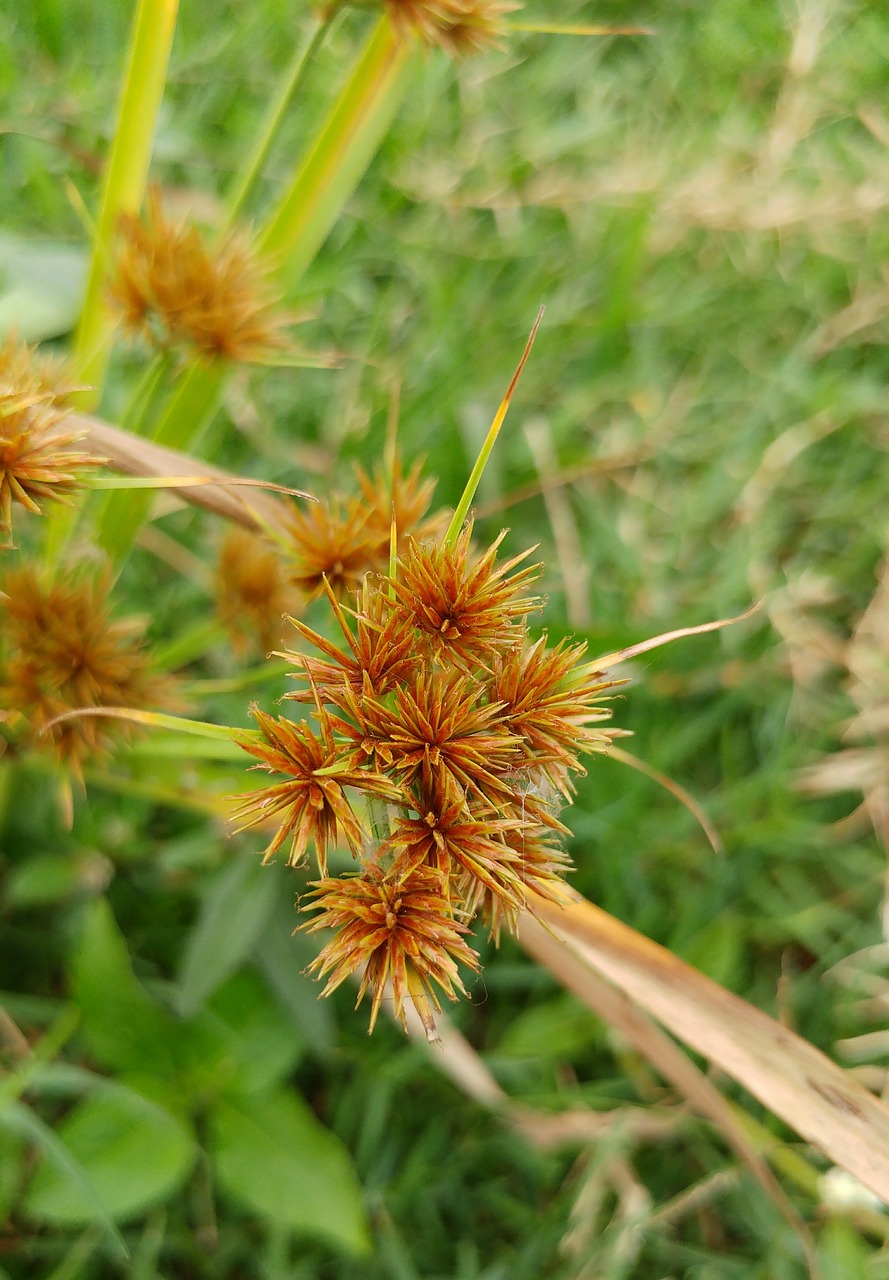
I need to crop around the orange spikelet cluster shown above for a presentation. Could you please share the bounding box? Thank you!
[281,456,445,603]
[109,191,291,363]
[0,337,102,546]
[385,0,519,56]
[0,564,175,781]
[235,518,623,1039]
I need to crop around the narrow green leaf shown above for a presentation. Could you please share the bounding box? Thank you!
[22,1090,195,1226]
[2,1100,127,1259]
[223,13,332,227]
[0,1124,25,1222]
[176,859,279,1017]
[254,902,336,1058]
[258,17,415,286]
[210,1088,370,1254]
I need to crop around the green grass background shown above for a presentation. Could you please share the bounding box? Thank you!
[2,0,889,1275]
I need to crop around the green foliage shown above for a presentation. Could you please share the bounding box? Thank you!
[3,0,889,1274]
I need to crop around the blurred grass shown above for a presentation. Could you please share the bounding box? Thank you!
[3,0,889,1275]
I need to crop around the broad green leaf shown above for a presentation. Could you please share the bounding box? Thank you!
[70,898,177,1077]
[22,1089,195,1226]
[210,1088,369,1255]
[203,968,306,1097]
[175,858,279,1017]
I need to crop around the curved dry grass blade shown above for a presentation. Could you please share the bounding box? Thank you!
[595,600,763,669]
[72,414,302,533]
[525,891,889,1207]
[604,744,724,854]
[518,911,819,1275]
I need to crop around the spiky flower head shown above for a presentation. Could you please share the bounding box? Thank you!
[0,563,175,781]
[109,190,291,363]
[216,528,298,656]
[281,497,379,602]
[389,522,542,670]
[304,863,479,1037]
[385,0,519,56]
[0,339,102,546]
[235,504,623,1037]
[234,704,404,874]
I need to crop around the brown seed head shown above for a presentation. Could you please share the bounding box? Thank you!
[0,337,103,545]
[281,497,380,601]
[235,704,404,873]
[109,191,292,363]
[0,564,174,778]
[390,523,542,669]
[216,528,298,657]
[303,862,479,1034]
[284,575,420,705]
[385,0,519,56]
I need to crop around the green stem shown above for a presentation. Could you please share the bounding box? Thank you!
[72,0,179,400]
[258,16,415,285]
[96,359,225,564]
[223,13,332,229]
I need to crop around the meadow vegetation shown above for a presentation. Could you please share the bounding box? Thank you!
[2,1,889,1276]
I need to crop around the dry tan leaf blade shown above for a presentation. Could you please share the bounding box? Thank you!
[73,413,303,533]
[518,911,820,1275]
[523,890,889,1207]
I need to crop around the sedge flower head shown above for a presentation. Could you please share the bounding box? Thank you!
[0,339,103,546]
[235,513,622,1037]
[282,497,380,601]
[385,0,519,56]
[0,564,175,779]
[109,191,291,363]
[285,575,421,704]
[235,704,404,873]
[216,528,298,656]
[389,522,542,670]
[492,635,624,791]
[304,862,479,1036]
[355,456,446,560]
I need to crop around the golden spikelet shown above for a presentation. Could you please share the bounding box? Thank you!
[0,563,177,780]
[385,0,519,55]
[109,191,292,363]
[0,337,103,546]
